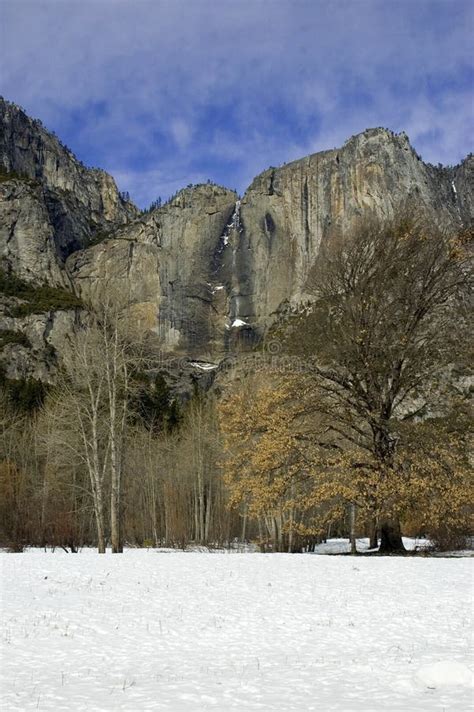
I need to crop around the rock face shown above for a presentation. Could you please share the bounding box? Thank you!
[0,98,139,380]
[0,99,472,381]
[231,129,472,332]
[0,179,66,287]
[68,184,238,356]
[0,306,84,382]
[0,97,137,261]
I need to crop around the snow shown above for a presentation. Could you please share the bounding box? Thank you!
[220,200,243,247]
[231,200,242,232]
[451,180,457,196]
[1,549,472,711]
[416,661,473,688]
[310,537,432,554]
[189,362,218,371]
[231,318,249,328]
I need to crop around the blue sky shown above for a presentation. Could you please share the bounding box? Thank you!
[1,0,472,207]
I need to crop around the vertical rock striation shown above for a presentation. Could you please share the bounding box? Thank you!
[68,184,237,356]
[0,98,472,379]
[0,97,137,263]
[236,129,473,331]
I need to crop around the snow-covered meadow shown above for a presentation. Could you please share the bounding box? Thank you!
[1,548,472,711]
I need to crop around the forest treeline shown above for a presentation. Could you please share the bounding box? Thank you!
[0,214,472,554]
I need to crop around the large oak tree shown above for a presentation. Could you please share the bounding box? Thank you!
[282,214,472,552]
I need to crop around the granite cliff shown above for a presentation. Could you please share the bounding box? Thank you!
[0,97,137,264]
[0,98,472,383]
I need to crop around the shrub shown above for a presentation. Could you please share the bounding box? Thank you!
[0,165,38,186]
[85,229,112,247]
[0,367,48,412]
[0,269,83,316]
[130,372,181,431]
[427,525,469,552]
[0,330,31,349]
[0,461,29,552]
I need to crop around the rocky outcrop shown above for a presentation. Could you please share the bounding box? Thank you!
[0,100,472,382]
[0,178,67,286]
[0,97,138,259]
[68,129,474,359]
[0,98,139,381]
[68,184,238,355]
[229,129,473,332]
[452,153,474,227]
[0,303,84,382]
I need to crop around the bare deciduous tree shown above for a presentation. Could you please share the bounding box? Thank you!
[49,289,143,553]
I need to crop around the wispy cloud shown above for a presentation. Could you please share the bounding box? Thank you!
[1,0,472,206]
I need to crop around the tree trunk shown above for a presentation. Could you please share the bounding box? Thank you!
[110,488,121,553]
[204,486,212,543]
[95,499,106,554]
[288,515,293,553]
[241,505,248,542]
[193,483,199,542]
[257,518,263,551]
[379,518,406,553]
[109,406,122,553]
[350,503,357,554]
[372,426,405,554]
[164,502,169,545]
[369,519,378,549]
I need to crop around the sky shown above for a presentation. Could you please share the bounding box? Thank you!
[1,0,472,208]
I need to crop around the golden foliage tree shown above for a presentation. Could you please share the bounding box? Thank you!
[219,373,331,551]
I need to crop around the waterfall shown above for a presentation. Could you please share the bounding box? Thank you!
[213,199,250,332]
[220,200,242,246]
